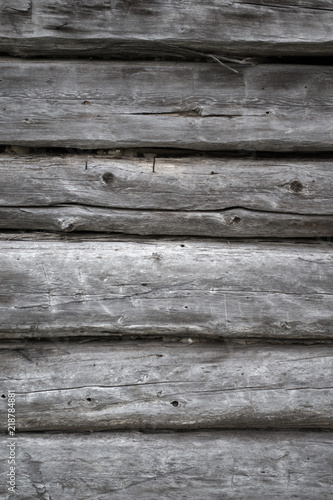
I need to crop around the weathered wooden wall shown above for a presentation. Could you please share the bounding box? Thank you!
[1,1,333,498]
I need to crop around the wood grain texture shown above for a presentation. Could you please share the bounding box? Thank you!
[1,0,333,58]
[2,206,332,237]
[1,340,333,431]
[1,431,333,499]
[1,61,333,151]
[1,153,332,236]
[1,155,332,209]
[0,238,332,339]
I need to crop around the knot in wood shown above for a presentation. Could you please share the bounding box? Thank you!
[59,219,75,232]
[289,180,303,193]
[228,215,241,225]
[102,172,115,185]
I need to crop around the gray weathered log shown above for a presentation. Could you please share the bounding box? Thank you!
[1,0,333,58]
[1,431,333,499]
[1,153,332,236]
[1,61,333,151]
[0,238,332,338]
[1,206,332,237]
[0,154,332,212]
[1,340,333,431]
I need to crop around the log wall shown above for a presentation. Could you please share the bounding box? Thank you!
[1,2,333,498]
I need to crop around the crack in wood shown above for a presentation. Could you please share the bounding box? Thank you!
[9,204,333,217]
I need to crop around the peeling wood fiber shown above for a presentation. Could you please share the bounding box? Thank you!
[1,340,333,431]
[0,239,331,338]
[1,0,333,57]
[1,61,333,151]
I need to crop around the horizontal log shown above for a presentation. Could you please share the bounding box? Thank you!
[1,61,333,151]
[1,206,332,237]
[1,154,332,212]
[0,239,332,338]
[1,431,333,499]
[1,0,333,58]
[1,341,333,431]
[0,154,332,236]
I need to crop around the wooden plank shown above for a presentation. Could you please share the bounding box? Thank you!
[1,61,333,151]
[1,155,332,213]
[1,0,333,58]
[1,431,333,499]
[0,238,331,339]
[1,340,333,431]
[1,206,332,237]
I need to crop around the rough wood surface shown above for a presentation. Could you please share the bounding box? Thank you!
[2,206,332,237]
[0,239,332,338]
[0,155,332,236]
[1,61,333,151]
[2,155,332,214]
[0,153,332,236]
[1,0,333,58]
[1,340,333,431]
[1,431,333,499]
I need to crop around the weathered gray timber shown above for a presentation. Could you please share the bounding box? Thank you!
[2,155,332,214]
[0,153,332,236]
[1,431,333,499]
[0,155,332,237]
[0,238,332,338]
[1,61,333,151]
[1,340,333,431]
[1,0,333,58]
[2,206,333,237]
